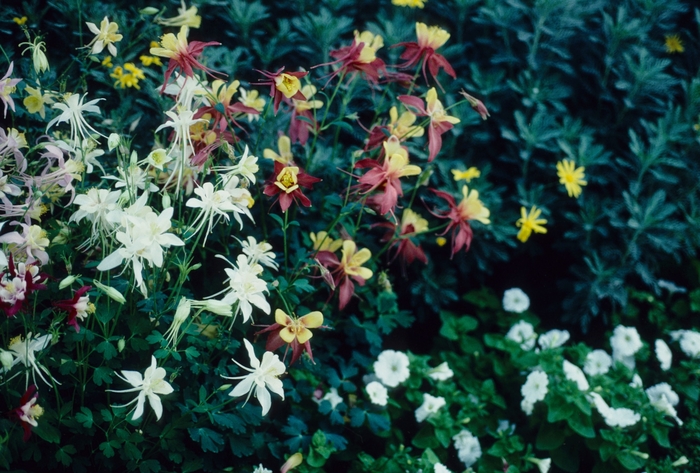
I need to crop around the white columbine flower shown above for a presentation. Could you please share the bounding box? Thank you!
[583,349,612,376]
[47,93,105,145]
[610,325,642,370]
[452,430,481,467]
[502,288,529,313]
[108,356,174,420]
[85,16,123,56]
[5,333,57,388]
[70,188,121,247]
[209,254,270,324]
[538,329,570,350]
[562,360,589,391]
[163,297,192,348]
[366,381,388,406]
[415,393,446,422]
[223,339,285,416]
[521,370,549,404]
[373,350,410,387]
[655,339,672,371]
[646,382,682,425]
[428,361,453,381]
[240,236,278,270]
[185,182,239,244]
[506,320,537,350]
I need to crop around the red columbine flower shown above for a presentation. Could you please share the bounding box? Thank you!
[377,208,429,267]
[255,309,324,365]
[399,87,460,162]
[53,285,94,333]
[316,240,373,310]
[256,67,308,114]
[263,161,321,212]
[150,25,222,93]
[10,385,44,441]
[428,185,490,258]
[314,30,386,85]
[288,85,323,145]
[355,136,421,216]
[0,255,47,318]
[394,22,456,89]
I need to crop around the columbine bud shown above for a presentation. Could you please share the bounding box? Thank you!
[162,192,172,209]
[92,280,126,304]
[32,42,49,74]
[219,384,232,391]
[140,6,159,14]
[0,350,13,370]
[59,274,78,290]
[108,133,120,151]
[280,453,303,473]
[117,339,126,352]
[203,300,232,317]
[459,89,490,120]
[174,298,192,324]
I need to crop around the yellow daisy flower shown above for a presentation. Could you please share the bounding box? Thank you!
[556,159,587,198]
[516,206,547,243]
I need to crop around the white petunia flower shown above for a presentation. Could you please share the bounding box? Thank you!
[452,429,481,467]
[584,349,612,376]
[629,374,643,389]
[321,387,343,409]
[655,339,672,371]
[373,350,410,387]
[252,465,272,473]
[108,356,174,420]
[678,330,700,358]
[526,457,552,473]
[506,320,537,350]
[521,371,549,404]
[366,381,388,406]
[646,383,682,425]
[563,360,589,391]
[588,392,640,428]
[502,288,529,313]
[610,325,642,370]
[433,463,452,473]
[428,361,453,381]
[223,339,285,416]
[415,393,446,422]
[521,398,534,416]
[538,329,570,350]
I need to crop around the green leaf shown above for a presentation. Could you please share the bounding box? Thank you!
[439,311,478,340]
[75,407,93,429]
[93,366,113,386]
[567,411,595,438]
[189,427,225,453]
[122,442,142,461]
[54,445,76,466]
[211,412,246,434]
[96,340,117,360]
[34,418,61,443]
[185,346,200,361]
[536,422,565,450]
[412,424,439,449]
[101,408,113,422]
[99,440,119,458]
[617,451,646,470]
[650,424,670,448]
[139,460,161,473]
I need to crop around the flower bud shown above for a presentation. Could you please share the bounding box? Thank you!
[161,192,172,209]
[117,339,126,352]
[58,274,78,290]
[139,6,159,14]
[174,298,192,323]
[219,383,232,391]
[672,456,689,467]
[92,280,126,304]
[203,300,232,317]
[459,89,490,120]
[281,453,303,473]
[108,133,120,151]
[33,44,49,75]
[0,350,13,370]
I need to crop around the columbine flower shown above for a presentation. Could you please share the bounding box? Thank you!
[502,288,530,313]
[47,93,104,144]
[150,25,222,92]
[366,381,388,406]
[315,30,386,85]
[429,185,490,258]
[0,62,22,118]
[655,339,672,371]
[11,385,44,441]
[373,350,410,387]
[256,308,324,365]
[309,231,343,253]
[452,430,481,468]
[399,88,460,162]
[53,285,94,333]
[610,325,642,370]
[415,393,446,422]
[263,162,321,212]
[185,181,241,244]
[280,453,303,473]
[562,360,589,391]
[377,208,429,267]
[209,254,270,324]
[289,84,323,145]
[521,371,548,404]
[516,205,547,243]
[240,236,278,270]
[538,329,570,350]
[20,37,50,74]
[452,167,481,182]
[665,34,684,54]
[256,68,307,114]
[428,361,453,381]
[589,392,640,428]
[6,333,56,388]
[163,297,192,348]
[109,356,174,421]
[316,239,373,310]
[238,87,266,121]
[156,0,201,28]
[85,16,123,56]
[263,135,294,165]
[223,339,286,416]
[556,159,587,198]
[506,320,537,350]
[459,89,490,120]
[23,86,54,119]
[646,382,682,425]
[584,349,612,376]
[395,22,455,87]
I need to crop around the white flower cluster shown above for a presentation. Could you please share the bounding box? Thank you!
[415,393,446,422]
[506,320,537,350]
[452,429,481,467]
[588,392,640,428]
[521,370,548,415]
[584,349,612,376]
[670,330,700,358]
[610,325,642,370]
[646,382,682,425]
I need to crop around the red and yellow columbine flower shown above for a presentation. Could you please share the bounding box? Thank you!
[516,205,547,243]
[399,87,460,162]
[429,185,490,257]
[377,208,429,267]
[394,22,456,88]
[197,79,259,136]
[263,135,294,165]
[365,106,425,151]
[355,136,421,216]
[315,30,387,85]
[256,67,307,114]
[459,89,490,120]
[53,285,94,332]
[11,385,43,441]
[256,309,324,365]
[556,159,587,198]
[289,84,323,145]
[263,162,321,212]
[150,25,222,92]
[316,240,373,310]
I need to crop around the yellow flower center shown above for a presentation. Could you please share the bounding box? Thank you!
[275,167,300,193]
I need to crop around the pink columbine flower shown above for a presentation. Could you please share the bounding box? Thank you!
[10,385,44,441]
[0,62,22,118]
[53,285,93,332]
[256,67,307,114]
[393,23,456,89]
[399,88,460,162]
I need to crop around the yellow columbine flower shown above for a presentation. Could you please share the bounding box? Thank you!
[275,73,302,99]
[263,135,294,164]
[340,240,373,280]
[401,209,428,234]
[388,106,424,140]
[211,79,241,104]
[664,34,684,54]
[458,186,490,224]
[274,166,300,193]
[310,231,343,253]
[392,0,426,8]
[354,30,384,64]
[416,23,449,50]
[13,17,28,26]
[452,167,481,182]
[85,16,123,56]
[426,87,460,125]
[516,206,547,243]
[156,0,201,28]
[293,85,323,112]
[23,86,54,119]
[239,88,266,121]
[275,309,324,345]
[150,26,189,60]
[556,159,587,198]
